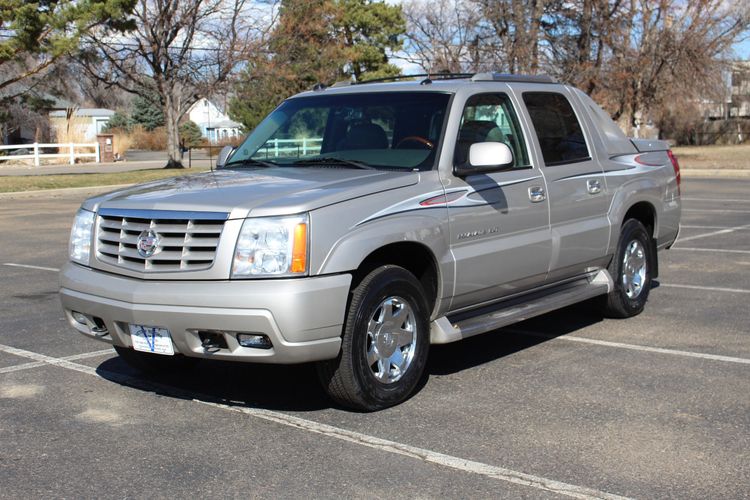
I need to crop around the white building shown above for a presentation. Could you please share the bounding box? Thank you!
[700,61,750,120]
[48,108,115,141]
[187,98,243,143]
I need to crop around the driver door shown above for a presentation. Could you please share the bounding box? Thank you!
[446,93,552,311]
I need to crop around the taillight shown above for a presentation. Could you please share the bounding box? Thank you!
[667,150,681,195]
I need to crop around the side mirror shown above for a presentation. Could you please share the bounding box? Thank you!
[215,145,235,168]
[454,142,514,177]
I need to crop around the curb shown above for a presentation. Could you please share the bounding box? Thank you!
[0,184,133,199]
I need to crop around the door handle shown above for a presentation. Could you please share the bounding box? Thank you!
[528,186,546,203]
[587,179,602,194]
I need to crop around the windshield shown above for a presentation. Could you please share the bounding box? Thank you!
[224,91,452,171]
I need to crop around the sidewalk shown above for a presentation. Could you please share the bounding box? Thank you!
[0,160,166,176]
[0,149,217,176]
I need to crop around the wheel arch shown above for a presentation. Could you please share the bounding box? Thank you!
[620,201,659,279]
[350,242,440,316]
[623,201,656,237]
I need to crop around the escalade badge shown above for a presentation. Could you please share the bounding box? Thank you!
[137,230,160,258]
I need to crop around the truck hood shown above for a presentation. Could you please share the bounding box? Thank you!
[82,167,419,219]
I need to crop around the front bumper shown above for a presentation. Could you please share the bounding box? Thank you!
[59,263,351,364]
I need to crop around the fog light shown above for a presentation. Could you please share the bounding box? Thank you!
[72,311,88,325]
[237,333,272,349]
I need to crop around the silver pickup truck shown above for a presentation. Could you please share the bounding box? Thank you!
[60,73,681,410]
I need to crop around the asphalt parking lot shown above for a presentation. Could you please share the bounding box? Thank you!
[0,177,748,498]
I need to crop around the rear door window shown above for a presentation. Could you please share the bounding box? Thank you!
[522,92,590,166]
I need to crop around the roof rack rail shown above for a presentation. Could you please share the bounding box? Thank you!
[330,80,354,88]
[470,73,556,84]
[356,73,473,85]
[312,72,555,91]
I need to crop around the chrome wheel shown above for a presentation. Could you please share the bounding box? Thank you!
[317,265,430,410]
[622,239,647,299]
[365,296,417,384]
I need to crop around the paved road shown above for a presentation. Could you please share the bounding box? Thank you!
[0,178,748,498]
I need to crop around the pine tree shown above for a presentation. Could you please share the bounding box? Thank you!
[0,0,135,96]
[179,120,203,149]
[130,95,165,131]
[229,0,405,130]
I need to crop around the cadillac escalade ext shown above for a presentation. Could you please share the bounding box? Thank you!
[60,73,681,410]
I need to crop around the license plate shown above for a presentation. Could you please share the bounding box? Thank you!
[129,324,174,355]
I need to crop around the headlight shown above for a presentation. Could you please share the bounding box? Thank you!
[69,209,95,264]
[232,214,308,278]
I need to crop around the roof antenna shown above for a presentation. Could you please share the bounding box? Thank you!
[420,65,433,85]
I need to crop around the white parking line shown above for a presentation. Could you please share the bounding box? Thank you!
[660,283,750,295]
[0,348,113,374]
[3,263,60,272]
[0,361,46,374]
[674,223,750,244]
[682,197,750,203]
[0,342,629,500]
[505,330,750,365]
[670,247,750,255]
[682,208,750,214]
[200,400,629,500]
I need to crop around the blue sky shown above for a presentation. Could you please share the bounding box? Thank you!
[733,38,750,60]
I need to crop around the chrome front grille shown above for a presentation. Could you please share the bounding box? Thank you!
[95,208,228,272]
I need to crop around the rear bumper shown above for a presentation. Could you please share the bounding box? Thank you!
[59,263,351,364]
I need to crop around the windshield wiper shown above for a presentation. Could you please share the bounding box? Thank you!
[223,158,278,168]
[294,157,376,170]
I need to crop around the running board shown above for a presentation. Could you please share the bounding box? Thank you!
[430,270,613,344]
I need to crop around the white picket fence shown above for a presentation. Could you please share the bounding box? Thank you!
[0,143,100,166]
[255,138,323,158]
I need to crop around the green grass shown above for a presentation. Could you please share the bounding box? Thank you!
[0,168,210,193]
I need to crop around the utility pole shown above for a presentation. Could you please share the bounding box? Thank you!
[205,99,213,170]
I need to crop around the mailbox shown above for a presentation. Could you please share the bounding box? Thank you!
[96,134,115,162]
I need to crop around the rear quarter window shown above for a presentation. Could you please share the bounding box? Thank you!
[523,92,591,166]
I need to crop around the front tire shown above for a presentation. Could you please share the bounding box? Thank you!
[603,219,653,318]
[317,265,430,411]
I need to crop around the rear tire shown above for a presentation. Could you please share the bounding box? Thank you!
[603,219,653,318]
[114,345,199,374]
[316,265,430,411]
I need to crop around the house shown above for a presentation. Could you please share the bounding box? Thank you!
[187,98,243,142]
[49,108,115,142]
[700,61,750,120]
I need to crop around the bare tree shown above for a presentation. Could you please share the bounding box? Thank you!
[0,99,51,144]
[400,0,559,75]
[477,0,552,74]
[552,0,749,135]
[81,0,262,167]
[401,0,748,139]
[400,0,487,73]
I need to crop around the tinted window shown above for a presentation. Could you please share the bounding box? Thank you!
[523,92,590,166]
[226,92,451,171]
[454,93,529,168]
